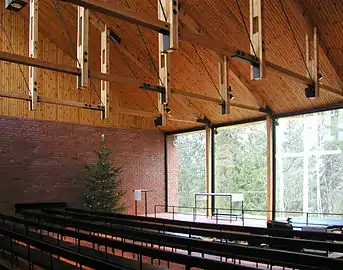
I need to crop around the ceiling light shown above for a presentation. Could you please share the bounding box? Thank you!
[318,73,323,81]
[5,0,27,12]
[165,107,171,114]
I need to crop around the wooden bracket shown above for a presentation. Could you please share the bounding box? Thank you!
[77,6,89,89]
[250,0,264,80]
[306,27,319,97]
[157,0,178,126]
[158,52,170,126]
[29,0,38,111]
[158,0,178,52]
[101,25,110,119]
[218,55,229,115]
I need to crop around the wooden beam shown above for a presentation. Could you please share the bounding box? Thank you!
[306,27,319,98]
[77,6,89,89]
[168,115,203,125]
[218,55,229,114]
[231,102,265,113]
[266,60,313,85]
[61,0,342,97]
[178,4,268,108]
[250,0,264,80]
[286,0,343,85]
[118,107,159,118]
[266,115,273,221]
[101,25,110,119]
[61,0,170,34]
[313,27,319,97]
[229,63,265,108]
[158,0,178,51]
[0,51,80,75]
[2,51,341,107]
[158,43,170,126]
[172,88,222,104]
[179,27,258,65]
[172,88,265,113]
[29,0,38,110]
[0,91,103,111]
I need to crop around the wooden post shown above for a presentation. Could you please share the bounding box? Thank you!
[313,27,319,97]
[206,127,212,217]
[101,25,110,119]
[157,0,178,126]
[77,6,89,89]
[29,0,38,110]
[250,0,264,80]
[266,115,274,220]
[306,27,319,97]
[158,52,170,126]
[218,55,229,114]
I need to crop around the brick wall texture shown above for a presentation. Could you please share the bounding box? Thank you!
[0,116,165,215]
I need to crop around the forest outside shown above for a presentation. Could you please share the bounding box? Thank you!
[169,109,343,219]
[276,110,343,218]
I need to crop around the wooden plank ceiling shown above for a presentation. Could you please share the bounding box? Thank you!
[15,0,343,131]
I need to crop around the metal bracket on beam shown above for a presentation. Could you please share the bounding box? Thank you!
[197,116,212,127]
[100,25,110,120]
[77,6,89,89]
[306,27,319,98]
[250,0,265,80]
[139,83,165,94]
[218,55,229,115]
[29,0,38,111]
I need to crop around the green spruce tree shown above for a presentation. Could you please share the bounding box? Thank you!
[80,135,125,212]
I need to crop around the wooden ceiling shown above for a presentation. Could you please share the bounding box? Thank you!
[15,0,343,131]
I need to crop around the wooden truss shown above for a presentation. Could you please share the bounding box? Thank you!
[1,0,342,127]
[77,6,89,89]
[218,55,229,115]
[101,25,110,119]
[60,0,341,97]
[157,0,178,126]
[29,0,38,110]
[306,27,319,98]
[250,0,265,80]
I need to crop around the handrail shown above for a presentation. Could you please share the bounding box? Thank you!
[14,210,343,269]
[41,208,343,252]
[65,207,343,242]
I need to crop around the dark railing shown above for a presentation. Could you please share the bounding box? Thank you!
[64,206,343,242]
[154,204,343,228]
[34,209,343,254]
[15,209,343,269]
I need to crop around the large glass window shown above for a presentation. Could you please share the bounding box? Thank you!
[214,123,267,216]
[276,110,343,218]
[167,131,206,212]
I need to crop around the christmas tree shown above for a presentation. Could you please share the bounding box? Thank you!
[80,135,125,213]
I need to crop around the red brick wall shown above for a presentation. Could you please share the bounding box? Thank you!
[167,136,178,208]
[0,116,165,215]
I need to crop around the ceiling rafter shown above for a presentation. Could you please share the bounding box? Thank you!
[178,0,268,109]
[285,0,343,87]
[85,10,205,122]
[88,11,264,119]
